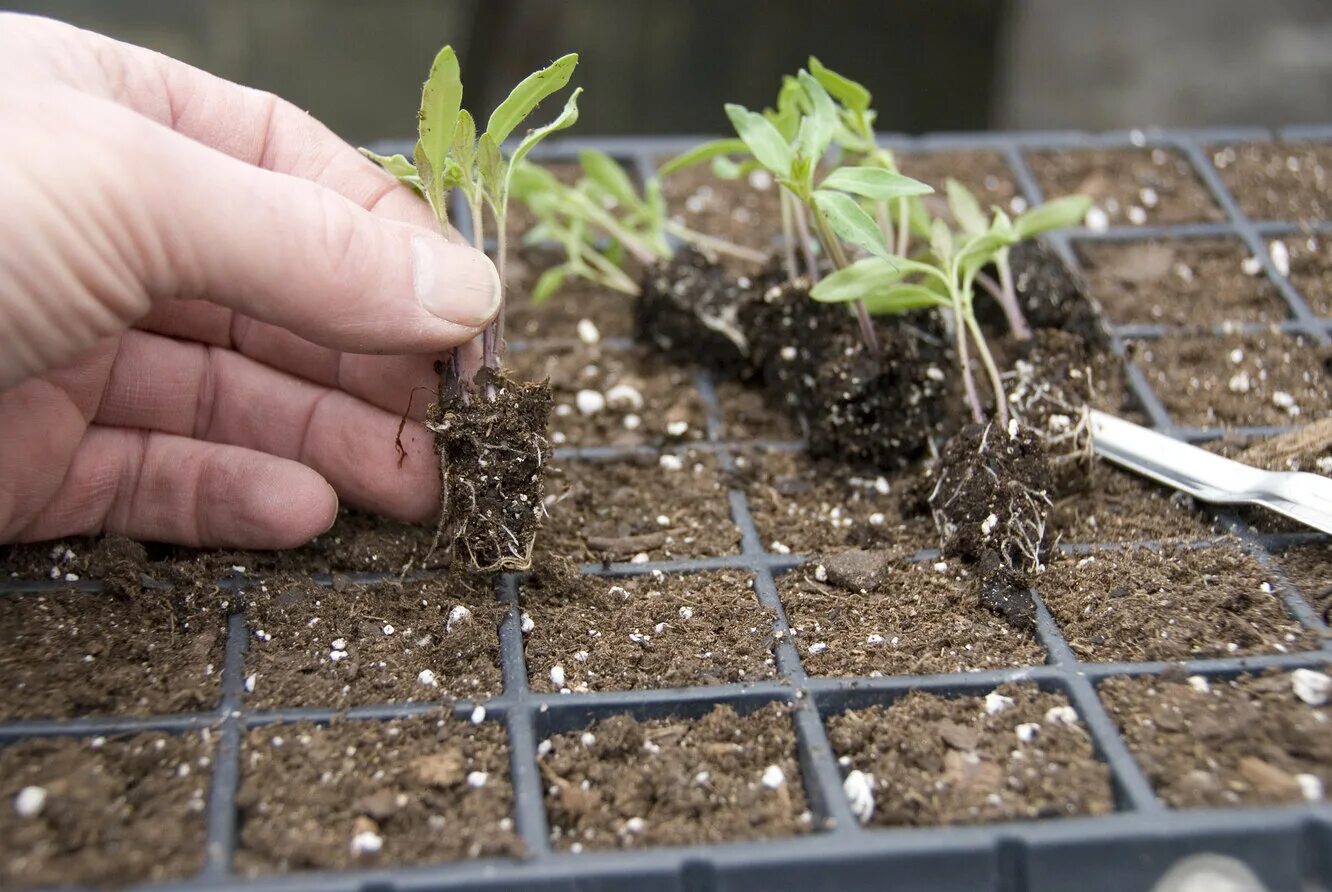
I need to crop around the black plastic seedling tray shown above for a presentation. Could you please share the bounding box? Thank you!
[3,126,1332,892]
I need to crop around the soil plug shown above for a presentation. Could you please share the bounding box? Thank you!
[363,46,582,572]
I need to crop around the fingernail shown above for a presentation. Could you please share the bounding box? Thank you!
[412,235,501,327]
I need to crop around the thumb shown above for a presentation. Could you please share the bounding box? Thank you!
[0,87,498,387]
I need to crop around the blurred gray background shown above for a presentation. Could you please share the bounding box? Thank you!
[3,0,1329,142]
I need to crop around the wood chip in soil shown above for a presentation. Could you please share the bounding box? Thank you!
[1131,330,1331,428]
[827,685,1113,826]
[506,246,636,341]
[509,344,707,447]
[1049,462,1216,546]
[0,586,226,720]
[236,714,518,874]
[1076,238,1290,326]
[715,379,801,442]
[540,702,810,851]
[657,159,783,253]
[1283,234,1331,317]
[543,451,739,561]
[1274,545,1332,628]
[898,149,1020,225]
[733,449,935,556]
[1039,545,1318,663]
[1026,147,1224,225]
[1099,670,1332,809]
[0,731,211,888]
[521,569,775,693]
[780,560,1046,677]
[242,575,504,710]
[1210,141,1332,222]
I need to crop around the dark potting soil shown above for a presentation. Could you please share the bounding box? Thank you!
[897,149,1021,226]
[1038,545,1318,663]
[235,714,519,874]
[241,575,504,710]
[779,559,1046,677]
[927,423,1052,568]
[635,247,765,379]
[715,379,802,441]
[540,702,810,851]
[520,568,776,693]
[431,370,551,574]
[1049,462,1217,546]
[0,583,226,721]
[0,730,211,888]
[658,160,784,252]
[1274,545,1332,628]
[510,344,708,447]
[1026,147,1225,225]
[981,240,1109,347]
[743,280,952,468]
[1284,234,1331,317]
[732,449,935,556]
[827,686,1113,826]
[1130,330,1332,428]
[506,247,637,342]
[1099,670,1332,809]
[1076,238,1291,327]
[542,451,740,561]
[1210,141,1332,222]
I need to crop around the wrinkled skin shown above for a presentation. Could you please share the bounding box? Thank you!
[0,14,499,548]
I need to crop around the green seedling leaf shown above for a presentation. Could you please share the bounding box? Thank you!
[724,103,794,176]
[812,189,891,260]
[485,52,579,144]
[765,75,806,142]
[907,194,933,239]
[820,166,933,201]
[531,263,572,305]
[508,87,582,179]
[658,138,749,176]
[810,256,906,303]
[930,217,954,262]
[863,283,949,315]
[359,148,426,198]
[710,156,763,180]
[808,56,872,114]
[795,70,837,165]
[945,177,987,236]
[579,148,639,209]
[477,132,503,200]
[418,45,462,172]
[452,109,477,181]
[509,159,562,200]
[1015,194,1093,239]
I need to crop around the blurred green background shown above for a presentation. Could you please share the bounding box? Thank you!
[4,0,1331,143]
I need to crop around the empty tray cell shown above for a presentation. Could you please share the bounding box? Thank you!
[507,259,637,342]
[1049,463,1216,546]
[1099,671,1332,808]
[715,380,801,442]
[1076,238,1290,326]
[1131,330,1331,428]
[827,686,1113,826]
[1026,147,1224,225]
[734,449,935,556]
[0,730,211,888]
[1039,545,1318,663]
[521,569,775,693]
[540,702,810,851]
[898,149,1021,223]
[243,576,504,710]
[658,157,784,252]
[0,585,225,721]
[1282,233,1331,317]
[1210,141,1332,222]
[542,451,740,561]
[778,559,1046,677]
[236,714,518,873]
[1274,546,1332,629]
[510,344,707,447]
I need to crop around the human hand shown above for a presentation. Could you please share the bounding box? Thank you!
[0,13,497,549]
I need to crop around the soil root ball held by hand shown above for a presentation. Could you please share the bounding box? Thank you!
[427,366,551,574]
[929,422,1053,570]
